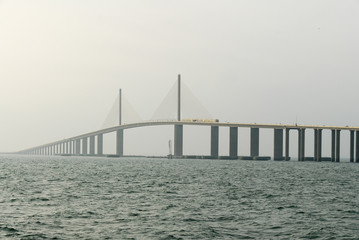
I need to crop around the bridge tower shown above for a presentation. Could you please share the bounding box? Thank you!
[174,74,183,157]
[116,88,124,156]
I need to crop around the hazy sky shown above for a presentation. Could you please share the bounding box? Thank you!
[1,0,358,156]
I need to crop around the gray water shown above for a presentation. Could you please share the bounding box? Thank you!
[0,155,358,239]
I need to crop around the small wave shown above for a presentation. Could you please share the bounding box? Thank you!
[30,197,50,202]
[0,226,18,232]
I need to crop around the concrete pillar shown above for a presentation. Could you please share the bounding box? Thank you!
[69,141,73,155]
[250,128,259,157]
[301,129,306,161]
[273,129,283,160]
[285,128,290,160]
[229,127,238,158]
[174,125,183,157]
[336,130,340,162]
[298,129,305,161]
[76,139,81,155]
[331,130,336,162]
[82,138,88,155]
[211,126,219,158]
[317,129,322,162]
[298,129,302,161]
[116,129,124,156]
[356,131,359,163]
[314,129,318,161]
[97,134,103,156]
[350,130,354,163]
[89,136,95,155]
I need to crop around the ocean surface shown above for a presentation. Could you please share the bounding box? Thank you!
[0,155,358,239]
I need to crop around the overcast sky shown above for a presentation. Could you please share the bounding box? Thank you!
[1,0,358,157]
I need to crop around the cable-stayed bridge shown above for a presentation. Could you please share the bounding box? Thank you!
[18,75,359,163]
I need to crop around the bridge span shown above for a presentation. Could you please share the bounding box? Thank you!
[16,75,359,162]
[17,120,359,162]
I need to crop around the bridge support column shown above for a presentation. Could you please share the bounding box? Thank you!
[69,141,72,155]
[116,129,124,157]
[82,138,88,155]
[76,139,81,155]
[298,129,305,161]
[356,131,359,163]
[229,127,238,159]
[285,128,290,160]
[89,136,95,155]
[336,130,340,162]
[97,134,103,156]
[317,129,322,162]
[250,128,259,157]
[174,125,183,157]
[314,129,318,161]
[211,126,219,159]
[273,129,283,160]
[331,130,336,162]
[350,130,354,162]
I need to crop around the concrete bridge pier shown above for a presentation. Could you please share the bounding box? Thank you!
[229,127,238,158]
[75,139,81,155]
[285,128,290,160]
[331,130,336,162]
[273,129,284,160]
[350,130,354,162]
[89,136,95,155]
[250,128,259,157]
[211,126,219,158]
[82,138,88,155]
[336,130,340,162]
[314,129,318,161]
[97,134,103,156]
[174,125,183,157]
[65,142,68,155]
[70,141,73,155]
[116,129,124,156]
[298,129,305,161]
[317,129,322,162]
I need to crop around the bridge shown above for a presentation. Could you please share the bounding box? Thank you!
[17,75,359,163]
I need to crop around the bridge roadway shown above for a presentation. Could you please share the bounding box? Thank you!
[18,120,359,162]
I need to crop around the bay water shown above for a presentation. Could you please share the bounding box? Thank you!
[0,155,358,239]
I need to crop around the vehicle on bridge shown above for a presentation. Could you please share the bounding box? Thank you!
[182,118,219,123]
